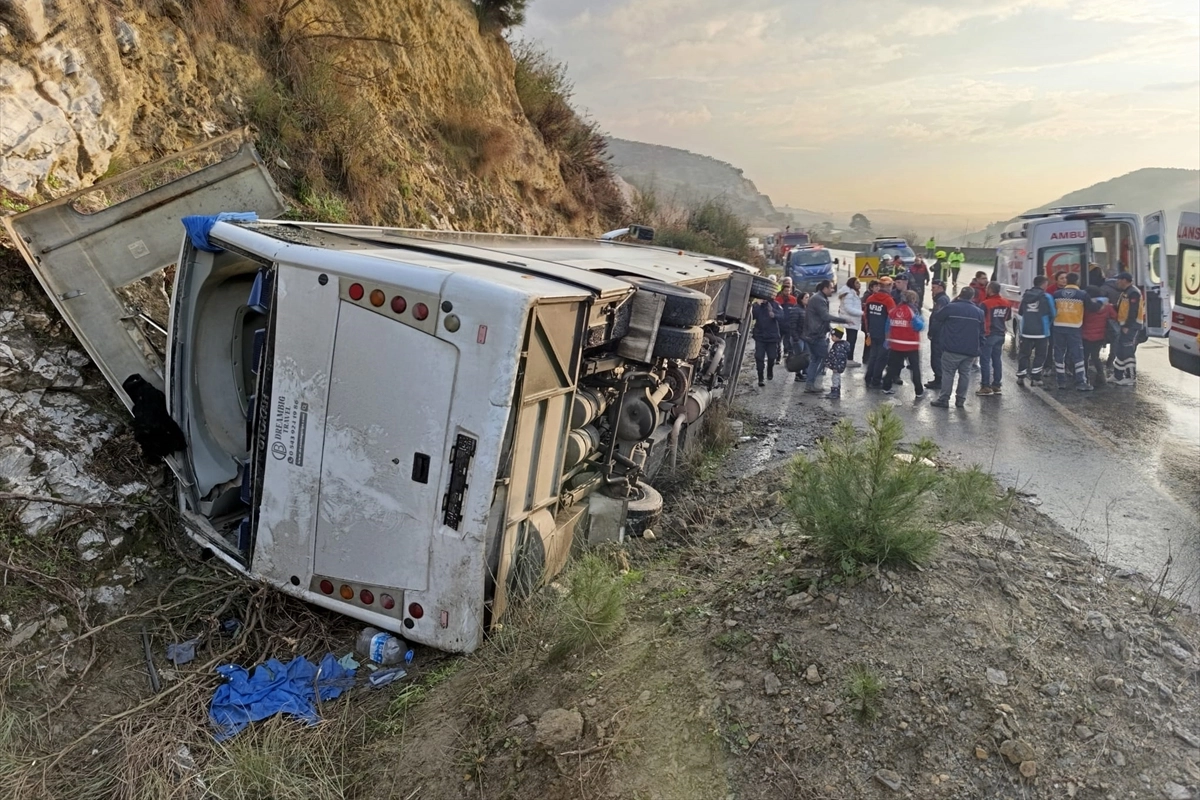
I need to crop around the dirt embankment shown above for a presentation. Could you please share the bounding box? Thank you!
[0,0,616,233]
[4,373,1197,799]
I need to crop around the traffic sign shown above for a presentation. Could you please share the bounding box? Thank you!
[856,254,880,280]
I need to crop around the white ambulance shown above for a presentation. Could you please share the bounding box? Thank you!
[1169,211,1200,375]
[4,132,774,653]
[994,204,1171,338]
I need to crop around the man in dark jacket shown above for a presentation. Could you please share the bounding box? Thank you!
[1016,275,1056,387]
[751,297,784,386]
[929,287,985,408]
[909,259,930,308]
[802,280,848,393]
[863,280,896,388]
[924,279,950,390]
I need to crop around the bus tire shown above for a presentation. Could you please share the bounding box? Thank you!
[626,277,713,328]
[653,325,704,360]
[750,275,778,301]
[625,481,663,538]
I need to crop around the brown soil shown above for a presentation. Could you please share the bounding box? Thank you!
[2,410,1197,800]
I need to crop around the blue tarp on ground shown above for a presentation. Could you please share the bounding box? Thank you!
[182,211,258,253]
[208,653,355,741]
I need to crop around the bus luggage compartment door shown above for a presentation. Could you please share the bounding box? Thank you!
[313,303,458,590]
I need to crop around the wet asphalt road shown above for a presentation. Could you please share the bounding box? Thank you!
[730,251,1200,601]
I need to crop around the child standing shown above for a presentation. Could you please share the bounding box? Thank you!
[825,328,852,399]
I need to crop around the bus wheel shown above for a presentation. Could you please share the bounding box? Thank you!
[625,481,663,538]
[750,275,778,301]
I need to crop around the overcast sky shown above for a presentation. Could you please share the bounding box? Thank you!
[521,0,1200,217]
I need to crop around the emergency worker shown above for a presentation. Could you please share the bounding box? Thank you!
[948,248,965,289]
[1051,272,1098,391]
[863,280,896,388]
[1112,271,1143,386]
[933,249,948,283]
[978,281,1011,395]
[1016,275,1055,388]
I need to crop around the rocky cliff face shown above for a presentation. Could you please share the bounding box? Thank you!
[604,137,785,226]
[0,0,623,616]
[0,0,613,233]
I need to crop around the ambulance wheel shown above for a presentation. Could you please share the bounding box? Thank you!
[653,325,704,360]
[750,275,778,301]
[626,277,713,328]
[625,481,663,538]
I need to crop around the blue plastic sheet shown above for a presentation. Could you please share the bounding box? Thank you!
[209,653,355,741]
[182,211,258,253]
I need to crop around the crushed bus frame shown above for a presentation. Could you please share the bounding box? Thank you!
[4,131,777,653]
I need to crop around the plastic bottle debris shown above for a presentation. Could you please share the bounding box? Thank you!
[368,667,407,688]
[355,627,413,666]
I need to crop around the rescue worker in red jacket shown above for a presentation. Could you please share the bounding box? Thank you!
[776,277,800,360]
[1081,286,1116,387]
[977,281,1011,395]
[863,281,897,389]
[969,271,989,306]
[881,290,925,398]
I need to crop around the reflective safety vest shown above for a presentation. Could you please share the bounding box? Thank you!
[1116,285,1145,327]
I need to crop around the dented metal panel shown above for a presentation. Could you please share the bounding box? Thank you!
[2,131,286,403]
[313,303,454,589]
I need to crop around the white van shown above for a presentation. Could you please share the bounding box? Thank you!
[993,204,1171,338]
[4,132,774,653]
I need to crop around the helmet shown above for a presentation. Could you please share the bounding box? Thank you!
[881,254,893,264]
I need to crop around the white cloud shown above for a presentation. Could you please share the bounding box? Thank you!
[521,0,1200,211]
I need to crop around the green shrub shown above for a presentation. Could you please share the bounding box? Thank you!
[787,406,941,571]
[473,0,529,32]
[712,630,753,653]
[512,41,625,224]
[844,665,885,722]
[548,555,626,663]
[936,465,1001,523]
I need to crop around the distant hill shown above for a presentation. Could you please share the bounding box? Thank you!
[957,168,1200,250]
[604,138,788,226]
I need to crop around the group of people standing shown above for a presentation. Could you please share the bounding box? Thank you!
[750,276,854,398]
[926,237,967,291]
[1014,268,1145,390]
[749,259,1146,407]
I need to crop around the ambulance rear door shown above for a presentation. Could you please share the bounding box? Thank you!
[1029,219,1087,282]
[1142,210,1171,336]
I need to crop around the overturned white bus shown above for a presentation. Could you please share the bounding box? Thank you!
[4,132,774,653]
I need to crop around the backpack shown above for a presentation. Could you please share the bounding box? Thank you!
[785,338,810,373]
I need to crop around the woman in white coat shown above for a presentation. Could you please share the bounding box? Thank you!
[835,277,864,366]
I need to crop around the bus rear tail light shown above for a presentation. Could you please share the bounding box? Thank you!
[408,602,424,619]
[380,594,395,610]
[360,589,375,605]
[319,580,334,595]
[413,303,429,321]
[339,584,354,600]
[369,289,385,307]
[348,283,364,301]
[391,296,407,314]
